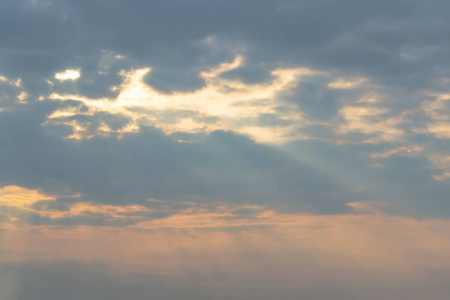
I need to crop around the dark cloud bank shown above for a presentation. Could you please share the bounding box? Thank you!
[2,0,450,89]
[0,0,449,221]
[1,259,450,300]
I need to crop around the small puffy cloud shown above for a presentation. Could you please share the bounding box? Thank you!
[0,75,21,87]
[16,91,28,103]
[54,69,81,81]
[0,74,28,108]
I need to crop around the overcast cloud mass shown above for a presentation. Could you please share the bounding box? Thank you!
[1,0,450,299]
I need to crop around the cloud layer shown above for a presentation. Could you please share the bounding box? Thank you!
[2,0,450,299]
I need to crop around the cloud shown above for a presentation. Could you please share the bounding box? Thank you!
[420,92,450,139]
[54,69,81,81]
[0,74,28,108]
[328,77,368,89]
[43,55,319,143]
[337,103,404,143]
[0,185,167,227]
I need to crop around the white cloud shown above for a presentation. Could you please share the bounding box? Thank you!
[54,69,81,81]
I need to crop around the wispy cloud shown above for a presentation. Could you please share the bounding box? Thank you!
[43,56,320,143]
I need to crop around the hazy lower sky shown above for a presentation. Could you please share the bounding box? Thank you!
[2,0,450,299]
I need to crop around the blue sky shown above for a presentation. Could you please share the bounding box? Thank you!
[1,0,450,299]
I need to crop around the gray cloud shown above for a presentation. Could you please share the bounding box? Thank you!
[2,0,450,91]
[1,0,450,217]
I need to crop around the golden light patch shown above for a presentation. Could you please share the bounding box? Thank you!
[0,74,28,109]
[0,185,55,208]
[0,185,152,225]
[16,91,28,104]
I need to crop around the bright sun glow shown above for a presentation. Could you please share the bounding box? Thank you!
[45,56,320,143]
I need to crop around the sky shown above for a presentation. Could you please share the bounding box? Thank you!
[1,0,450,299]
